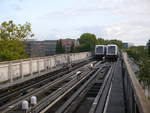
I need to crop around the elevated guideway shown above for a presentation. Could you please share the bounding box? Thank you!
[0,51,150,113]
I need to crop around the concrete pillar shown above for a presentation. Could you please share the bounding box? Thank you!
[37,58,40,75]
[49,57,51,69]
[9,61,13,82]
[44,58,47,70]
[20,60,23,78]
[67,54,70,64]
[30,59,33,76]
[70,54,72,63]
[60,55,63,65]
[54,56,56,68]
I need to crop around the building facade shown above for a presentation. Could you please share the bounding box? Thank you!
[123,42,134,48]
[44,40,57,56]
[61,39,79,52]
[25,40,57,57]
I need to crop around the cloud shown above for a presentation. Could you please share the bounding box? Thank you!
[11,4,22,11]
[76,26,106,37]
[74,20,150,45]
[101,23,150,45]
[1,0,150,45]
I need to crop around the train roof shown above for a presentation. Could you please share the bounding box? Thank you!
[95,45,106,47]
[107,44,118,47]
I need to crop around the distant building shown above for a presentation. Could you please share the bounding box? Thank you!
[25,40,57,57]
[123,42,134,48]
[25,38,79,57]
[61,39,79,52]
[44,40,57,56]
[146,40,150,49]
[25,41,44,57]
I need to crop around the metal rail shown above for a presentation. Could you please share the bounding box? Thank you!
[1,61,96,113]
[31,61,101,113]
[37,61,103,113]
[0,70,67,105]
[54,63,111,113]
[33,70,93,113]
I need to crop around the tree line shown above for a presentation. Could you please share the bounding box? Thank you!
[56,33,124,54]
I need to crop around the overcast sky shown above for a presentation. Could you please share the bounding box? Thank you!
[0,0,150,45]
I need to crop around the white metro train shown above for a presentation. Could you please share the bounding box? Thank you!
[106,44,118,60]
[95,44,118,61]
[95,45,106,60]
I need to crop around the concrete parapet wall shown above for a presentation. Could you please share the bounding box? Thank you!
[0,52,91,84]
[122,52,150,113]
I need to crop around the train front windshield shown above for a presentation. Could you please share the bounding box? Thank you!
[96,46,103,53]
[108,46,115,54]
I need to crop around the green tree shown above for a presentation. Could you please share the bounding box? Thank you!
[126,44,150,87]
[127,46,148,61]
[97,38,107,45]
[56,39,65,54]
[108,39,124,49]
[97,38,124,49]
[79,33,97,52]
[139,58,150,85]
[0,20,34,61]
